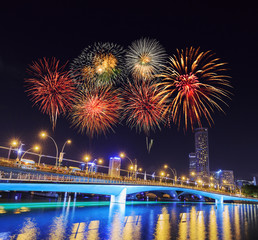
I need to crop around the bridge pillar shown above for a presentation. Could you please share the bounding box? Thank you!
[110,188,127,204]
[215,196,224,204]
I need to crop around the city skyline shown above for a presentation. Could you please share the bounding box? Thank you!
[0,2,258,180]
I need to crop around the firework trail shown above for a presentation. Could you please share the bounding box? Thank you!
[25,57,76,129]
[156,47,232,130]
[70,42,126,88]
[122,79,165,135]
[125,38,167,80]
[70,86,121,137]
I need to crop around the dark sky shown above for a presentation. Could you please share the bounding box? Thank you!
[0,1,257,180]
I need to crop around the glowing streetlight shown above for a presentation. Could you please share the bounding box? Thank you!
[20,145,40,161]
[163,164,177,182]
[83,154,91,172]
[191,171,196,176]
[8,139,19,160]
[39,131,59,167]
[58,139,72,167]
[120,152,137,178]
[89,158,103,172]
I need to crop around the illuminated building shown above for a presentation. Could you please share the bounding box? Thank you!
[211,170,235,190]
[194,128,209,178]
[188,128,210,180]
[108,157,121,177]
[189,152,197,181]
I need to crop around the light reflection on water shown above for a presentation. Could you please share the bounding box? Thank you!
[0,201,257,239]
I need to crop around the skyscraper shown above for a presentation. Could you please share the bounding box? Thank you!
[189,152,197,180]
[190,128,210,179]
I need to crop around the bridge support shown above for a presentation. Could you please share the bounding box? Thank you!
[110,188,127,204]
[215,196,224,204]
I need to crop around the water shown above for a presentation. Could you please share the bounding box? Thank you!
[0,200,257,239]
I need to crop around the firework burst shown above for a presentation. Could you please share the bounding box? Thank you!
[125,38,167,80]
[25,58,76,129]
[157,47,232,130]
[70,42,126,88]
[122,80,165,135]
[71,87,121,137]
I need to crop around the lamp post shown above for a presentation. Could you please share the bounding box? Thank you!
[20,145,40,161]
[8,140,19,160]
[58,139,71,167]
[40,131,59,167]
[164,164,177,184]
[89,158,103,172]
[38,150,43,166]
[160,171,165,182]
[83,154,91,173]
[119,152,137,178]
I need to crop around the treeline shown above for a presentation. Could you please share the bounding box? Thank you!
[242,185,258,198]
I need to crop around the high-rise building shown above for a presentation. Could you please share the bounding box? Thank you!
[194,128,209,178]
[189,152,197,180]
[108,157,121,178]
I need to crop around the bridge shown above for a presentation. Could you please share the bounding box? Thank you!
[0,170,258,204]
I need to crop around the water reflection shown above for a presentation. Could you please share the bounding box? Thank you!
[0,202,257,240]
[154,207,171,240]
[16,218,38,240]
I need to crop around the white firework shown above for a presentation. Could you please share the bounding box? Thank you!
[125,38,167,80]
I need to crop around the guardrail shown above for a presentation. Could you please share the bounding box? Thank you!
[0,170,249,198]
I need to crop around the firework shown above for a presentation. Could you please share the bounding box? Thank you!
[70,87,121,137]
[122,80,165,135]
[125,38,167,80]
[157,47,232,130]
[25,58,76,129]
[70,42,126,88]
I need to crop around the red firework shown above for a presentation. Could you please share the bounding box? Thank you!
[71,87,121,137]
[122,80,165,135]
[25,58,76,129]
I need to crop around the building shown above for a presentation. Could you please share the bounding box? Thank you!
[210,170,235,190]
[188,128,210,180]
[189,152,197,181]
[108,157,121,178]
[195,128,209,178]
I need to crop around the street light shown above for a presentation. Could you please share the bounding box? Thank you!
[89,158,103,172]
[164,164,177,183]
[119,152,137,178]
[40,131,59,167]
[8,139,19,160]
[58,139,72,167]
[83,154,91,173]
[20,145,40,161]
[160,171,165,182]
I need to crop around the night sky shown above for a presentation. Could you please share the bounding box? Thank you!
[0,1,257,180]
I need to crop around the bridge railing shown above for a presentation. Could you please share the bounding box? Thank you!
[0,170,248,198]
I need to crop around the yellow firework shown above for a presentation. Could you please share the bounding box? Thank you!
[156,47,232,130]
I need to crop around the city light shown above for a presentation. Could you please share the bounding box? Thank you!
[39,131,47,138]
[119,152,125,158]
[191,172,196,176]
[160,171,165,176]
[10,140,18,147]
[83,155,91,162]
